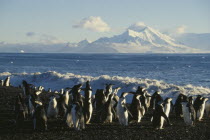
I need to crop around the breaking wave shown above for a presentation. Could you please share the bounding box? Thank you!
[1,71,210,103]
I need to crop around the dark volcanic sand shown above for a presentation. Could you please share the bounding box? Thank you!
[0,87,210,140]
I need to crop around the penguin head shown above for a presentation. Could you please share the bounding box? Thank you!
[188,96,194,100]
[183,95,189,102]
[34,100,43,107]
[202,97,208,102]
[75,84,83,89]
[156,90,162,94]
[35,90,42,96]
[22,80,28,86]
[120,92,129,98]
[136,86,145,94]
[136,94,141,100]
[113,87,121,95]
[164,97,172,103]
[38,86,44,91]
[86,81,91,88]
[195,95,203,101]
[105,84,114,92]
[49,95,56,100]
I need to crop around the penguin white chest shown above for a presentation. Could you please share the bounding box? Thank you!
[5,77,10,86]
[182,103,193,125]
[160,106,164,129]
[71,105,80,130]
[198,104,205,121]
[164,103,171,117]
[47,98,58,118]
[117,98,128,125]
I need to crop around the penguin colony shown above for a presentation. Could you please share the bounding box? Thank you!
[1,76,210,131]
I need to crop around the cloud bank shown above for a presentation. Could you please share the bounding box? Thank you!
[25,32,64,44]
[73,16,111,32]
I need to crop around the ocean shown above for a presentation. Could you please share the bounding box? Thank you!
[0,53,210,102]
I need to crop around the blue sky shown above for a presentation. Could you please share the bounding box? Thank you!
[0,0,209,44]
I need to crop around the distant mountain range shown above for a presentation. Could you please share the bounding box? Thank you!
[174,33,210,51]
[0,24,209,53]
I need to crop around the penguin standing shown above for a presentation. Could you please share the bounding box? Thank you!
[152,102,171,129]
[151,91,163,110]
[129,87,146,123]
[112,87,121,120]
[33,101,47,131]
[193,95,203,120]
[181,98,196,126]
[102,93,115,123]
[163,98,173,117]
[160,98,173,127]
[58,88,71,117]
[47,96,58,118]
[130,94,144,123]
[66,87,85,130]
[174,94,186,118]
[84,81,93,124]
[140,91,148,113]
[3,76,10,86]
[197,97,208,121]
[70,101,85,131]
[116,92,131,126]
[28,92,41,117]
[94,89,106,123]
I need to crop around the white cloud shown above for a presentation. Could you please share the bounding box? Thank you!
[176,25,187,34]
[73,16,111,32]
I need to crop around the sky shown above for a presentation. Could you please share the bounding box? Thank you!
[0,0,209,44]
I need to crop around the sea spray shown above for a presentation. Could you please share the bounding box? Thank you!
[1,71,210,103]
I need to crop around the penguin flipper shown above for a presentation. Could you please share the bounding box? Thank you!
[123,104,133,118]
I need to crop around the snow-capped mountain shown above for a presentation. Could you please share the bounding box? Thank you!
[85,23,200,53]
[0,23,206,53]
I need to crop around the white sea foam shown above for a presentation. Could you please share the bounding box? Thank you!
[0,71,210,103]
